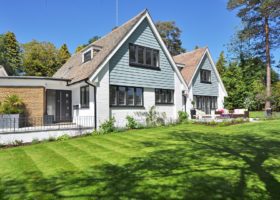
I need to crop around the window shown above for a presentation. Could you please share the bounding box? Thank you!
[80,86,89,108]
[194,95,217,114]
[129,43,159,68]
[155,89,174,104]
[110,85,143,107]
[83,50,92,63]
[200,69,211,83]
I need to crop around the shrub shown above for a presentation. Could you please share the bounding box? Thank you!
[13,140,23,146]
[31,138,40,144]
[178,111,188,123]
[126,116,138,129]
[57,134,70,141]
[48,137,56,142]
[0,95,25,114]
[99,117,116,134]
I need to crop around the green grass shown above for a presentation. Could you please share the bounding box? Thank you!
[0,121,280,199]
[250,111,280,119]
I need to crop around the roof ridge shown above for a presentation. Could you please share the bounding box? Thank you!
[173,46,207,58]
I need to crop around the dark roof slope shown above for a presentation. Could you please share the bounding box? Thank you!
[53,10,147,84]
[173,47,207,85]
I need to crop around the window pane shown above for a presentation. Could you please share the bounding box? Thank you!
[138,46,144,64]
[118,87,126,105]
[127,87,134,106]
[84,51,91,62]
[135,88,143,106]
[155,89,160,103]
[110,86,117,105]
[152,50,159,67]
[167,90,174,103]
[129,45,136,63]
[146,48,152,66]
[81,86,89,107]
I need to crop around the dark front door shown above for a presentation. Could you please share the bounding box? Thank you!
[55,90,72,122]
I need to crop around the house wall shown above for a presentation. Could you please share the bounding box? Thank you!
[109,18,175,89]
[0,87,45,120]
[192,56,219,96]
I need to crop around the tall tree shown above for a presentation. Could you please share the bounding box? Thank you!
[227,0,280,112]
[216,51,227,76]
[22,40,59,77]
[57,43,71,66]
[0,32,21,75]
[155,21,185,56]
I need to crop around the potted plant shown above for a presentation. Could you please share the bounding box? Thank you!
[190,100,196,119]
[0,95,25,129]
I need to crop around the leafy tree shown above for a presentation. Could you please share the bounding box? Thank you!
[57,43,71,66]
[216,51,227,76]
[272,81,280,111]
[0,32,21,75]
[75,36,100,52]
[227,0,280,110]
[22,40,59,76]
[155,21,185,56]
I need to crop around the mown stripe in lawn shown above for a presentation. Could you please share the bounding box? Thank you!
[0,148,41,177]
[24,144,78,175]
[46,141,104,169]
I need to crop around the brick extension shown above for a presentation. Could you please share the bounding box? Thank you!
[0,87,45,120]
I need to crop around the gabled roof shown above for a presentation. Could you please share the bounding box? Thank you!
[53,10,147,84]
[173,47,207,85]
[0,65,8,77]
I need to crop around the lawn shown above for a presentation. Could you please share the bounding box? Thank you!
[250,111,280,119]
[0,121,280,199]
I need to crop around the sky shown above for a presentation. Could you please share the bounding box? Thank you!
[1,0,279,72]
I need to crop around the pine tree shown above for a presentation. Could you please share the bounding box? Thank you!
[2,32,21,75]
[58,44,71,66]
[227,0,280,111]
[216,51,227,76]
[155,21,185,56]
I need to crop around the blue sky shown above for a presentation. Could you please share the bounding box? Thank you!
[1,0,279,72]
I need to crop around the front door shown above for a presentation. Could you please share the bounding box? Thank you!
[46,90,72,122]
[56,90,72,122]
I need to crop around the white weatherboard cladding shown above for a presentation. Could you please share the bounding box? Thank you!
[192,56,219,96]
[109,18,175,89]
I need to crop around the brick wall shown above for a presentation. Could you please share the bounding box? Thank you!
[0,87,45,120]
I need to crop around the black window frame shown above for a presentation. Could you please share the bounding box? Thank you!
[110,85,144,107]
[200,69,211,84]
[80,86,90,108]
[129,43,160,70]
[155,88,174,105]
[83,50,92,63]
[193,95,217,110]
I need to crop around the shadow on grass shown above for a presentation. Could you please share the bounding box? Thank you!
[1,128,280,199]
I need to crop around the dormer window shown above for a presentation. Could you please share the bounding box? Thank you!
[129,43,159,69]
[83,50,92,63]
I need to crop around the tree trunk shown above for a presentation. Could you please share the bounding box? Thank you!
[264,17,271,110]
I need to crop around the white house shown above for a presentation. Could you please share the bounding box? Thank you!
[0,10,227,129]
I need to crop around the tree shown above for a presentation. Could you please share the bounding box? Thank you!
[155,21,185,56]
[0,32,21,75]
[227,0,280,111]
[194,45,200,50]
[57,44,71,66]
[22,40,59,76]
[75,36,100,52]
[216,51,227,76]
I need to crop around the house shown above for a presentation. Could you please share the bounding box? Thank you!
[0,10,226,129]
[173,48,227,116]
[0,65,8,76]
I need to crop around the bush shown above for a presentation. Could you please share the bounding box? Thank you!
[99,117,116,134]
[178,111,188,123]
[57,134,70,141]
[126,116,138,129]
[13,140,23,146]
[0,95,25,114]
[31,138,40,144]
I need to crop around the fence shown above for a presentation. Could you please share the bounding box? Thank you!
[0,116,95,134]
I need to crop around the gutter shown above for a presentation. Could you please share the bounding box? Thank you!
[85,79,97,130]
